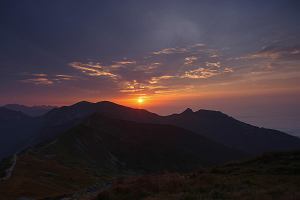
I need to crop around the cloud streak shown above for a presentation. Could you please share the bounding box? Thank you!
[21,73,76,85]
[70,62,119,79]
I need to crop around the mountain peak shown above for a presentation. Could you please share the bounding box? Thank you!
[72,101,92,106]
[96,101,121,106]
[181,108,194,114]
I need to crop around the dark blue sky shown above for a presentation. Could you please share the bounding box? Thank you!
[0,0,300,135]
[1,0,299,75]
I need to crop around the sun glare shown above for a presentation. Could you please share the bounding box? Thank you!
[137,97,145,104]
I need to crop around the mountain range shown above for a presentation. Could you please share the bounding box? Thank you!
[3,104,56,117]
[1,101,300,159]
[35,101,300,154]
[0,101,300,199]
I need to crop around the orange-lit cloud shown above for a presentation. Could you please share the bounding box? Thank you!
[70,62,119,79]
[184,56,198,65]
[181,68,219,79]
[19,43,300,109]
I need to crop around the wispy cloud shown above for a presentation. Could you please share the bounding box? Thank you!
[234,45,300,61]
[149,75,176,84]
[153,47,188,55]
[181,68,219,79]
[184,56,198,65]
[21,73,76,85]
[206,61,221,68]
[54,74,76,81]
[114,60,136,65]
[22,77,54,85]
[70,62,119,79]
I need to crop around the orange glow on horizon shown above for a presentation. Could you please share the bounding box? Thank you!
[137,97,145,104]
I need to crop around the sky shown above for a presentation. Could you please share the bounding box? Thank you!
[0,0,300,135]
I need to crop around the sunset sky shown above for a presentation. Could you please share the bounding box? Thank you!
[1,0,300,135]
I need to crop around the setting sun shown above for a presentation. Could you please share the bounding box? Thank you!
[137,97,144,104]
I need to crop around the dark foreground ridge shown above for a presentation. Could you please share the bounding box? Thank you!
[95,151,300,200]
[0,113,245,199]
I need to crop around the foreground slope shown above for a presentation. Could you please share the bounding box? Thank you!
[96,151,300,200]
[34,113,245,171]
[0,114,245,199]
[0,153,96,200]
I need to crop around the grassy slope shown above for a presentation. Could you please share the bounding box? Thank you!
[96,151,300,200]
[35,114,246,172]
[0,153,96,200]
[0,114,245,199]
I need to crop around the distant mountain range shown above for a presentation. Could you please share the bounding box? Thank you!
[0,101,300,199]
[0,107,39,159]
[3,104,56,117]
[1,101,300,160]
[40,101,300,154]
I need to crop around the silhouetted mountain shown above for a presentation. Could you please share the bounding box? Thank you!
[1,100,300,164]
[3,104,56,117]
[37,113,245,171]
[0,108,40,159]
[32,101,160,143]
[0,107,28,120]
[44,101,159,125]
[41,101,300,155]
[162,109,300,154]
[0,114,245,199]
[1,101,300,199]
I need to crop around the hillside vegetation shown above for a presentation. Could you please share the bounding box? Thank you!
[96,151,300,200]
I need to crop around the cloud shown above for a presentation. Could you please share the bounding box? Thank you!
[206,61,221,68]
[181,68,220,79]
[64,42,300,99]
[223,67,234,73]
[22,77,54,85]
[70,62,119,79]
[235,45,300,61]
[54,74,76,81]
[114,60,136,65]
[153,47,188,55]
[68,43,236,96]
[120,80,149,93]
[184,56,198,65]
[108,60,137,69]
[151,43,207,56]
[31,73,48,77]
[149,75,176,84]
[21,73,76,85]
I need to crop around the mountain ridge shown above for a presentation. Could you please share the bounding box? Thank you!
[3,104,56,117]
[1,101,300,161]
[39,101,300,155]
[0,101,300,199]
